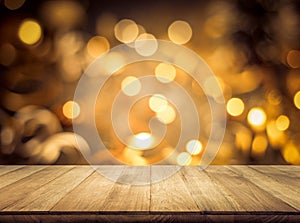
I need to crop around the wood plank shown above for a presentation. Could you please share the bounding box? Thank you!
[0,165,47,190]
[228,165,300,210]
[3,166,94,211]
[52,166,124,211]
[204,166,297,212]
[181,166,242,211]
[101,166,150,211]
[0,166,24,177]
[0,166,74,210]
[150,165,199,212]
[272,165,300,177]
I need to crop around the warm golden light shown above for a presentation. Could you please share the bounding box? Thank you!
[87,36,110,58]
[114,19,139,43]
[294,91,300,109]
[103,52,125,74]
[129,132,154,150]
[168,20,192,44]
[247,107,266,127]
[283,143,300,164]
[134,33,158,56]
[275,115,290,131]
[156,105,176,124]
[287,50,300,69]
[155,63,176,83]
[62,101,80,119]
[186,139,202,155]
[18,19,42,45]
[0,43,16,66]
[226,98,244,116]
[177,152,192,165]
[4,0,25,10]
[252,135,268,156]
[121,76,141,96]
[149,94,168,113]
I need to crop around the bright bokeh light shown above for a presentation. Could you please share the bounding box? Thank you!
[18,20,42,45]
[62,100,80,119]
[134,33,158,56]
[226,98,244,116]
[177,152,192,165]
[155,63,176,83]
[287,50,300,69]
[121,76,141,96]
[294,91,300,109]
[114,19,139,43]
[129,132,154,150]
[149,94,168,112]
[275,115,290,131]
[252,135,268,156]
[168,20,192,44]
[186,139,202,155]
[247,107,266,127]
[87,36,110,58]
[204,76,223,99]
[283,143,300,164]
[156,105,176,124]
[4,0,25,10]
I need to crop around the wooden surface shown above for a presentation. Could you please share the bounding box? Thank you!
[0,165,299,222]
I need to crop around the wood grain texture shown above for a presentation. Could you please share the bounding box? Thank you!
[0,165,299,223]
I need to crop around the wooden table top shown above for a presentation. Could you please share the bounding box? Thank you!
[0,165,299,222]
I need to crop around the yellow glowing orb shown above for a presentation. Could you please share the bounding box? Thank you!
[275,115,290,131]
[294,91,300,109]
[62,101,80,119]
[121,76,141,96]
[168,20,192,44]
[226,98,244,116]
[252,135,268,156]
[283,143,300,164]
[149,94,168,112]
[135,33,158,56]
[87,36,110,58]
[155,63,176,83]
[287,50,300,69]
[186,139,202,155]
[177,152,192,165]
[18,19,42,45]
[247,107,266,127]
[156,105,176,124]
[114,19,138,43]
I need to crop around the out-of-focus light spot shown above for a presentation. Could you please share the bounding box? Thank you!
[156,105,176,124]
[18,20,42,45]
[168,20,192,44]
[103,52,125,74]
[0,127,14,146]
[87,36,110,58]
[149,94,168,112]
[275,115,290,131]
[137,24,146,35]
[134,33,158,56]
[283,143,300,164]
[203,15,228,38]
[177,152,192,165]
[226,98,244,116]
[129,132,154,150]
[114,19,139,43]
[235,129,252,152]
[247,108,266,128]
[266,121,286,147]
[155,63,176,83]
[267,90,282,105]
[287,50,300,69]
[121,76,141,96]
[4,0,25,10]
[252,135,268,157]
[0,43,16,66]
[62,101,80,119]
[204,76,223,100]
[186,139,202,155]
[294,91,300,109]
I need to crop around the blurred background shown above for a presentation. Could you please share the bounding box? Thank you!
[0,0,300,165]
